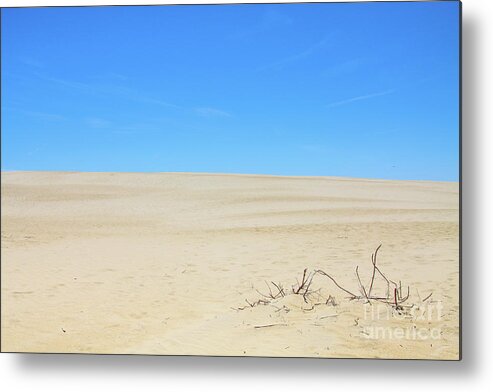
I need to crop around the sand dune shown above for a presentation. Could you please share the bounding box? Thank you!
[1,171,459,359]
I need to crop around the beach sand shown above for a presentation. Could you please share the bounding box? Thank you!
[0,171,459,359]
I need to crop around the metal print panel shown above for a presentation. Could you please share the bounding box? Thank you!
[0,1,461,359]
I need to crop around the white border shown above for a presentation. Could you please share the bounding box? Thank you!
[0,0,434,7]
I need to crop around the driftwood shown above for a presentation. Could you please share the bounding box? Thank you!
[237,244,412,311]
[316,244,411,308]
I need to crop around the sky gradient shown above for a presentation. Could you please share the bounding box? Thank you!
[1,1,460,181]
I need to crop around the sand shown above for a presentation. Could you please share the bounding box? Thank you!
[0,171,459,359]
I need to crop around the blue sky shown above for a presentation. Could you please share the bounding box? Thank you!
[1,2,460,181]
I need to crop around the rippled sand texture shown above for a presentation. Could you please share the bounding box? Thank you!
[1,172,459,359]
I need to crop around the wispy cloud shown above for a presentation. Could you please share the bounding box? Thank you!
[324,58,365,78]
[83,117,163,134]
[112,128,156,135]
[89,72,129,82]
[31,73,232,121]
[131,93,180,109]
[38,74,180,109]
[107,72,128,81]
[195,107,232,118]
[326,89,396,108]
[39,75,96,92]
[25,111,66,121]
[86,117,112,128]
[258,37,331,71]
[231,9,293,40]
[111,122,162,135]
[20,57,44,68]
[299,144,329,153]
[3,107,65,121]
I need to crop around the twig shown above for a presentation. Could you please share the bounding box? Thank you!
[237,244,415,312]
[319,314,338,319]
[367,244,382,298]
[302,271,316,303]
[422,292,433,302]
[316,270,359,298]
[295,268,308,294]
[254,323,287,329]
[326,295,337,306]
[355,266,370,302]
[271,281,285,297]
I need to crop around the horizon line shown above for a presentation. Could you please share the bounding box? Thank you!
[0,169,459,183]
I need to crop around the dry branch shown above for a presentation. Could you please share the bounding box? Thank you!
[367,244,382,297]
[422,292,433,302]
[355,266,370,302]
[237,244,414,312]
[316,245,412,307]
